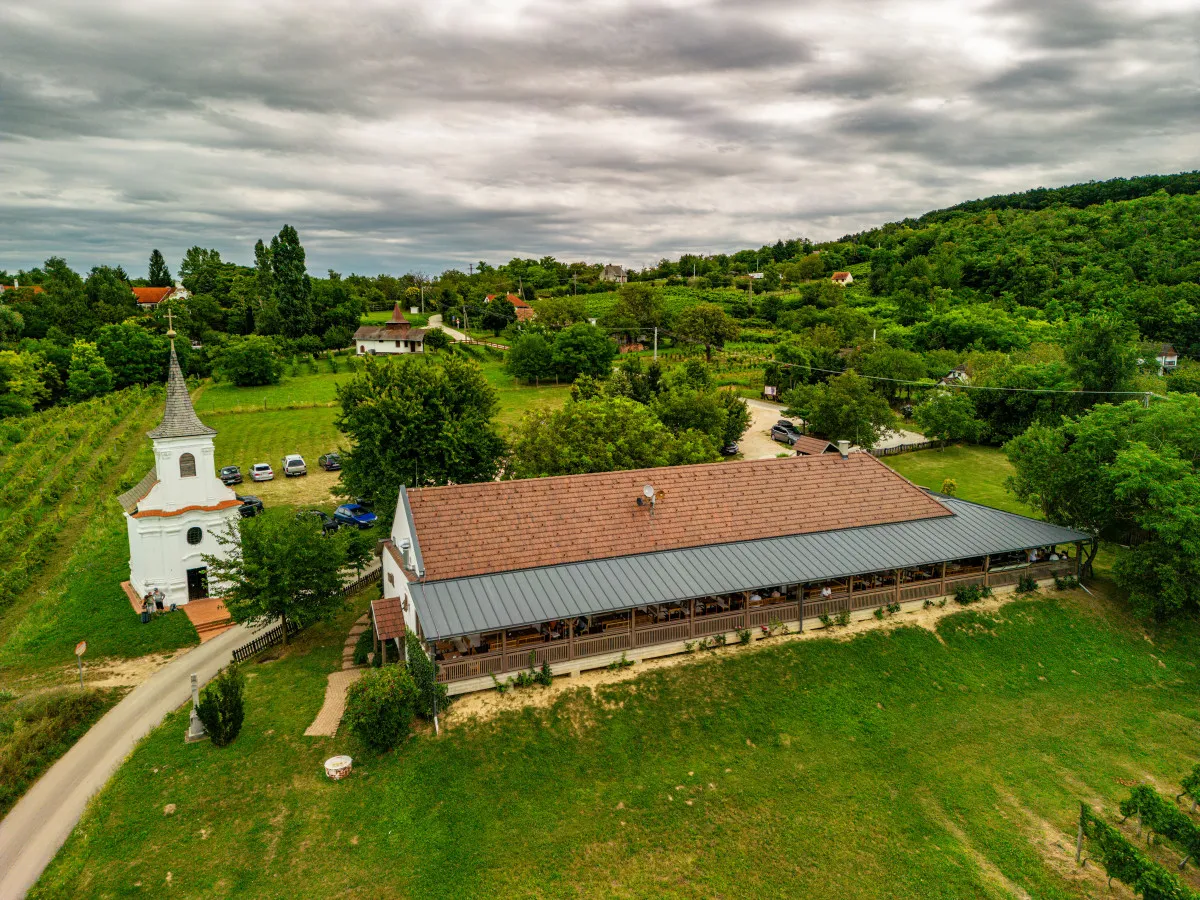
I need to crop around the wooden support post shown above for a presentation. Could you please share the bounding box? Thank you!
[568,622,574,660]
[1074,541,1081,576]
[501,630,507,673]
[744,595,750,630]
[798,587,805,632]
[984,554,991,587]
[940,561,947,595]
[689,599,695,637]
[630,608,636,648]
[894,569,902,604]
[846,575,854,615]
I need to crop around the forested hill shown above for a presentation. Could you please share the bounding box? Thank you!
[912,170,1200,225]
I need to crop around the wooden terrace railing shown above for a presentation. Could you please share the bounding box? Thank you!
[434,552,1080,683]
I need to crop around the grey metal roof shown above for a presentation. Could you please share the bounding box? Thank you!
[147,343,216,440]
[409,497,1089,640]
[118,465,158,514]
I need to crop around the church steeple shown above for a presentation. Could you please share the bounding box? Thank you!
[147,313,215,440]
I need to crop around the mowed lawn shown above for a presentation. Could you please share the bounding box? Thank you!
[883,445,1034,516]
[32,588,1200,899]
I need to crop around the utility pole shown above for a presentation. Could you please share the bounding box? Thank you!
[468,263,473,276]
[653,326,658,361]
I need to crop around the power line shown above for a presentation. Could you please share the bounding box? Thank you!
[762,361,1160,397]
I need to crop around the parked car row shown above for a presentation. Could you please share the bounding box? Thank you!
[219,452,342,486]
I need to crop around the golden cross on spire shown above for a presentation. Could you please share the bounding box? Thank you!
[165,307,176,340]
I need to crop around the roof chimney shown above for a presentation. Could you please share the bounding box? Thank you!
[837,440,850,459]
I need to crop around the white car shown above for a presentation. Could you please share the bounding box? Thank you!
[282,454,307,477]
[250,462,274,482]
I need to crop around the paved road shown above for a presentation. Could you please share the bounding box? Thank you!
[0,623,259,900]
[426,313,466,342]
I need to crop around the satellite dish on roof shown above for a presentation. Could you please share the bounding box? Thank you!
[643,484,655,499]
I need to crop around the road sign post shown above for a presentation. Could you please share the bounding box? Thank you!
[74,640,87,689]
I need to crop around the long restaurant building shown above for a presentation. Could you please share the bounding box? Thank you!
[371,450,1089,694]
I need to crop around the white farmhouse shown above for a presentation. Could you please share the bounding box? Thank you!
[354,304,426,355]
[119,331,241,607]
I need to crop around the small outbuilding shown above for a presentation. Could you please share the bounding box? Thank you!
[831,272,854,285]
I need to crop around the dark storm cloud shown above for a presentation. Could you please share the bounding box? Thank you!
[0,0,1196,275]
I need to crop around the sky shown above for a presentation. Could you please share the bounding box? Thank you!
[1,0,1197,278]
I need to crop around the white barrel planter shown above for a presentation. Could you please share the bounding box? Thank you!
[324,755,352,780]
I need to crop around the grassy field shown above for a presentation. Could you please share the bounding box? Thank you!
[196,370,354,413]
[882,445,1034,516]
[31,585,1200,899]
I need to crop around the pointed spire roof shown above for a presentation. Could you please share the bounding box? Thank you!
[388,302,410,325]
[147,342,216,440]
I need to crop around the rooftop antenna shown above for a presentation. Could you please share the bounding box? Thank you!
[637,483,659,516]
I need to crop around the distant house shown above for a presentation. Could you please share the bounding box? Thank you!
[133,285,190,310]
[1157,344,1179,374]
[354,303,425,355]
[831,272,854,285]
[749,272,765,280]
[939,365,969,386]
[601,264,628,284]
[485,293,537,322]
[0,281,44,295]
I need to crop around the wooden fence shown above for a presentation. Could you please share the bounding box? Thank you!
[870,440,937,457]
[229,567,381,663]
[232,619,302,663]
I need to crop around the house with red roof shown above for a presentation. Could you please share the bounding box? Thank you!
[133,285,190,309]
[353,303,426,355]
[485,293,537,322]
[831,272,854,285]
[370,451,1089,694]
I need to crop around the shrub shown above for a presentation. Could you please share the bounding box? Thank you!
[353,627,380,667]
[835,610,851,627]
[873,607,885,620]
[1054,574,1080,590]
[344,666,418,752]
[491,674,510,695]
[950,585,979,607]
[1016,574,1038,594]
[712,633,728,647]
[818,614,832,628]
[923,599,934,609]
[683,641,696,653]
[214,335,284,386]
[536,660,554,686]
[736,628,752,645]
[404,630,449,718]
[607,652,634,671]
[196,665,245,748]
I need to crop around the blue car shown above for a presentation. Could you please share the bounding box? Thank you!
[333,503,377,530]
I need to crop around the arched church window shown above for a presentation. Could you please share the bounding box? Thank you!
[187,527,203,545]
[179,452,197,478]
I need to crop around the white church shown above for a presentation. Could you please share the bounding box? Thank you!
[119,331,242,606]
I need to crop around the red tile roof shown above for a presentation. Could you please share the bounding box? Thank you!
[831,272,852,281]
[0,284,44,294]
[486,293,532,308]
[133,286,172,305]
[792,435,834,456]
[406,453,951,582]
[372,597,407,640]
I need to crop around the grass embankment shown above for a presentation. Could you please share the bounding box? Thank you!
[0,687,124,819]
[32,586,1200,899]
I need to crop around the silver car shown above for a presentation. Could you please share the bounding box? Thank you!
[282,454,307,477]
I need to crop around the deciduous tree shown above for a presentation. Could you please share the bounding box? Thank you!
[337,355,506,514]
[673,303,739,361]
[913,390,982,449]
[551,323,617,381]
[66,340,113,401]
[206,513,371,643]
[270,225,314,339]
[782,370,895,449]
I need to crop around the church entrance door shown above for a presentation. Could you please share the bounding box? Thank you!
[186,567,208,601]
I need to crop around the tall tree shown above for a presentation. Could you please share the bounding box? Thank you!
[147,249,172,287]
[782,370,896,449]
[337,355,506,516]
[252,238,280,334]
[913,390,982,449]
[206,514,371,644]
[270,225,314,339]
[508,396,719,479]
[551,323,617,380]
[66,340,114,401]
[1063,314,1139,396]
[673,303,739,361]
[95,323,170,389]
